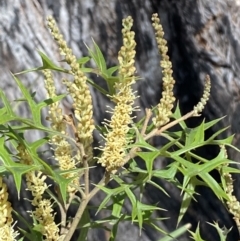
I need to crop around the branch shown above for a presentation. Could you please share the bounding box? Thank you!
[64,175,106,241]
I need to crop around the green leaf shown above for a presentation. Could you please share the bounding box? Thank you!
[137,201,165,230]
[106,66,118,76]
[207,222,231,241]
[86,78,108,95]
[86,39,107,73]
[125,187,137,222]
[152,162,179,180]
[51,171,77,205]
[95,185,126,214]
[0,166,7,174]
[203,116,226,131]
[104,76,120,96]
[129,132,159,152]
[0,106,7,117]
[12,75,66,127]
[189,120,205,145]
[210,135,234,146]
[206,126,229,142]
[170,141,204,157]
[80,67,94,73]
[171,103,187,129]
[147,180,170,197]
[77,56,91,65]
[7,163,39,198]
[181,149,229,178]
[159,136,181,153]
[39,94,67,110]
[16,195,43,241]
[5,125,54,176]
[177,181,196,226]
[12,74,40,122]
[200,172,229,201]
[125,187,136,207]
[85,40,121,95]
[38,51,68,71]
[135,201,143,232]
[0,137,39,197]
[170,155,196,171]
[147,222,171,237]
[0,89,15,116]
[29,136,50,151]
[15,51,69,75]
[181,173,191,195]
[221,165,240,174]
[188,223,207,241]
[18,226,42,241]
[77,209,91,241]
[192,151,228,176]
[112,194,125,218]
[136,151,160,178]
[110,215,126,241]
[158,223,191,241]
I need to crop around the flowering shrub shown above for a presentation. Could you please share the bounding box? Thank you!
[0,13,239,241]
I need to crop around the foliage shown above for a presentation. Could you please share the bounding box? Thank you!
[0,13,240,241]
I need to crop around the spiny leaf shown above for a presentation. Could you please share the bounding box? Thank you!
[86,39,107,73]
[177,181,196,226]
[110,215,126,241]
[76,209,91,241]
[200,172,229,201]
[158,223,191,241]
[0,89,15,116]
[112,194,125,218]
[77,56,91,65]
[207,222,231,241]
[0,137,39,197]
[171,102,187,129]
[15,51,68,75]
[188,223,207,241]
[136,151,160,178]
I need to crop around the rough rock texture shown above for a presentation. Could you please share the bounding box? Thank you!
[1,0,240,240]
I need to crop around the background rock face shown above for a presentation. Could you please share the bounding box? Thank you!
[1,0,240,240]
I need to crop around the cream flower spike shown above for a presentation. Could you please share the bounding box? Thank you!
[97,16,137,172]
[151,13,176,128]
[47,16,94,161]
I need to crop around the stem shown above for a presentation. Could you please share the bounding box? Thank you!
[76,186,86,199]
[64,198,89,241]
[144,111,195,140]
[64,175,106,241]
[83,156,89,196]
[59,204,67,235]
[141,108,152,135]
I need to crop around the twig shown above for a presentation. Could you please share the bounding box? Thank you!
[141,108,152,136]
[64,175,106,241]
[59,202,68,236]
[83,157,89,196]
[144,110,196,140]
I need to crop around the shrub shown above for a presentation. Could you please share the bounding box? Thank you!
[0,13,239,241]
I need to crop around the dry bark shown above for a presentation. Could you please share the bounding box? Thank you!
[1,0,240,240]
